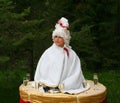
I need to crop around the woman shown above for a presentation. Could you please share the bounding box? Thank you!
[34,17,90,94]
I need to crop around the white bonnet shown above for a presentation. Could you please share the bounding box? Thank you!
[52,17,71,48]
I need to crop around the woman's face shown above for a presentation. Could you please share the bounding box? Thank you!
[53,36,64,47]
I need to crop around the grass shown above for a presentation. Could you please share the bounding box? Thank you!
[0,69,120,103]
[99,70,120,103]
[0,88,19,103]
[0,69,25,103]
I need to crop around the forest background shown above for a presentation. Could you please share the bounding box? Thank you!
[0,0,119,103]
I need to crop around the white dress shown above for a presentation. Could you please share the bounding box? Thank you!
[34,43,90,94]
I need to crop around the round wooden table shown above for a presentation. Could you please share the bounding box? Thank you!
[19,80,107,103]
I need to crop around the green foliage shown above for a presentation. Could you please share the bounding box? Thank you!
[71,25,101,70]
[0,56,10,63]
[0,0,119,73]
